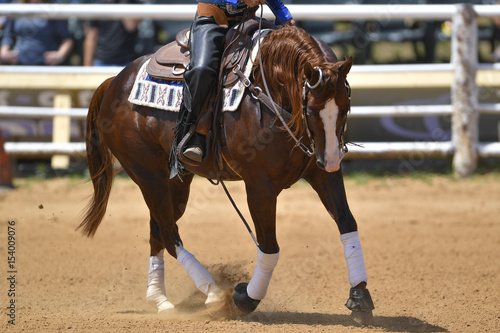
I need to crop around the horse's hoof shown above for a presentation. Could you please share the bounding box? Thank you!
[205,291,235,320]
[351,310,374,326]
[157,300,175,313]
[345,287,375,312]
[232,282,260,316]
[345,287,375,326]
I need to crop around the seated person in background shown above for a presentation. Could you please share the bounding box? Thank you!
[83,0,141,66]
[491,1,500,62]
[0,0,74,65]
[0,0,8,33]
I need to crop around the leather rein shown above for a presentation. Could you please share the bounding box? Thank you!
[215,6,351,248]
[234,7,352,158]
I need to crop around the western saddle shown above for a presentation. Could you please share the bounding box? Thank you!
[153,18,277,173]
[146,18,276,88]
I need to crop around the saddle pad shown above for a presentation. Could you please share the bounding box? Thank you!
[128,29,272,113]
[128,61,183,112]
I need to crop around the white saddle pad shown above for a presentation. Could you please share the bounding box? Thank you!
[128,29,272,113]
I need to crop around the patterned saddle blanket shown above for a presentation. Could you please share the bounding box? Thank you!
[128,29,273,113]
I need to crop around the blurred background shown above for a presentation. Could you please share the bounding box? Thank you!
[0,0,499,181]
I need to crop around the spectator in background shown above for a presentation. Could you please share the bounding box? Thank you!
[491,1,500,62]
[0,0,9,31]
[83,0,141,66]
[0,0,74,65]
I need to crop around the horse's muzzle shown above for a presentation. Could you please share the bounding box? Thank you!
[316,149,344,172]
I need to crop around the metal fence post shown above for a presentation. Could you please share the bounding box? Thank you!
[451,4,478,177]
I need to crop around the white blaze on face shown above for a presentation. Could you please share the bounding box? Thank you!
[319,98,345,172]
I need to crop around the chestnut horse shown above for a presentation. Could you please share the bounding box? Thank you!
[78,25,374,324]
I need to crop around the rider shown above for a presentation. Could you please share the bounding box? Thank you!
[175,0,295,164]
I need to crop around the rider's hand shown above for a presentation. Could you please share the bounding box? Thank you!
[282,18,296,27]
[44,51,65,65]
[243,0,266,7]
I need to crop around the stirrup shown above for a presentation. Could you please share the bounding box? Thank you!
[183,146,204,163]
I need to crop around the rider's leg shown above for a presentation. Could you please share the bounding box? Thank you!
[180,15,226,163]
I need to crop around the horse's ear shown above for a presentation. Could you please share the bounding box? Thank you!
[338,56,353,78]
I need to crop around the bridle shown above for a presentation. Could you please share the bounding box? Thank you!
[247,5,352,159]
[340,79,351,154]
[302,66,351,156]
[300,67,321,156]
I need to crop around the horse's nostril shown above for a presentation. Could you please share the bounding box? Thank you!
[316,159,325,170]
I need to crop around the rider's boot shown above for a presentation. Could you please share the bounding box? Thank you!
[183,132,205,163]
[179,15,226,163]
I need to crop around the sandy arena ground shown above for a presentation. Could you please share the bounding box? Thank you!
[1,173,499,332]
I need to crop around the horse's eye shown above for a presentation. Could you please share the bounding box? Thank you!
[307,107,320,116]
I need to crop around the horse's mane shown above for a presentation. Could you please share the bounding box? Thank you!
[253,26,331,135]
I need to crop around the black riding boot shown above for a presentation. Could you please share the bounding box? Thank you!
[178,15,227,163]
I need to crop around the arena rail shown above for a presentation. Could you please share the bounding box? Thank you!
[1,3,499,176]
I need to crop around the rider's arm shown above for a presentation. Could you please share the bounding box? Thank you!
[197,0,239,4]
[197,0,293,25]
[265,0,293,25]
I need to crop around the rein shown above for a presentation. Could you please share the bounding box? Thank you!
[300,66,323,157]
[340,80,351,154]
[216,6,310,248]
[210,7,264,248]
[216,6,352,248]
[253,7,352,156]
[255,6,315,157]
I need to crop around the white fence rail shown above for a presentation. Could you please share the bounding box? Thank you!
[2,3,500,20]
[0,106,88,119]
[4,142,86,157]
[1,4,500,176]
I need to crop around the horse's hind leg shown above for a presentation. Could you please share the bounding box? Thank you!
[146,172,192,312]
[146,214,174,312]
[132,171,185,312]
[305,169,374,325]
[166,177,226,312]
[135,172,225,313]
[147,218,224,313]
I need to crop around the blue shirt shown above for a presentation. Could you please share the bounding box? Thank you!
[1,18,72,65]
[197,0,292,24]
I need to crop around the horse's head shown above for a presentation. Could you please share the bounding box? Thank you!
[302,56,352,173]
[253,27,353,172]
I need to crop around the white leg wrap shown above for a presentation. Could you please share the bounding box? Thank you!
[176,245,215,295]
[146,250,174,312]
[247,248,279,300]
[341,231,368,287]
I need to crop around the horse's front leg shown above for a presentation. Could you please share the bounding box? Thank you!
[146,175,226,316]
[232,178,280,315]
[305,169,374,325]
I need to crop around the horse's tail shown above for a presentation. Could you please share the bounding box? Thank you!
[77,77,115,237]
